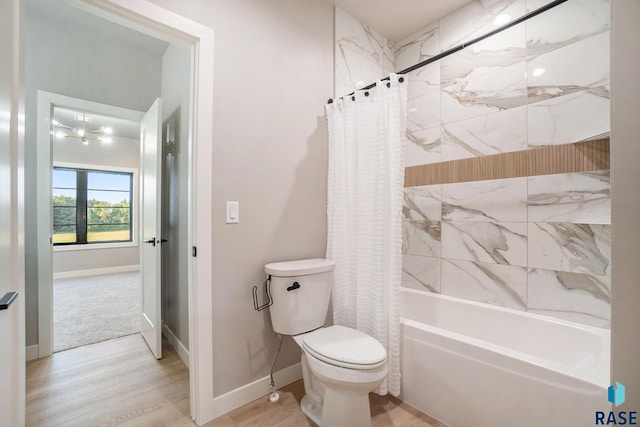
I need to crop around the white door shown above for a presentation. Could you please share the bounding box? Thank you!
[140,98,163,359]
[0,0,25,424]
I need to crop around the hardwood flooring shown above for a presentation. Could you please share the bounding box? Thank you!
[26,334,445,427]
[202,380,445,427]
[26,334,191,427]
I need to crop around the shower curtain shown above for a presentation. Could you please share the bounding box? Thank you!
[325,73,407,396]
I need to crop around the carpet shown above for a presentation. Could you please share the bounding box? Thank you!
[53,271,142,353]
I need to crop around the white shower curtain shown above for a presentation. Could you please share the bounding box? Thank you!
[325,73,407,396]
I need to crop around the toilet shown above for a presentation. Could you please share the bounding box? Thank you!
[265,258,387,427]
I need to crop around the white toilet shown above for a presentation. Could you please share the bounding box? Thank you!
[265,258,387,427]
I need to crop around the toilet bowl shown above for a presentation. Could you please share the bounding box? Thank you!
[265,259,388,427]
[293,325,387,427]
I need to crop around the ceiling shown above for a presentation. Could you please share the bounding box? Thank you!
[53,107,141,141]
[328,0,476,42]
[27,0,164,143]
[30,0,467,144]
[30,0,480,50]
[26,0,169,57]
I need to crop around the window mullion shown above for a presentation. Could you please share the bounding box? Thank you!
[76,170,88,243]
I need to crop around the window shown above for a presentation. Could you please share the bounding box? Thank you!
[52,167,133,245]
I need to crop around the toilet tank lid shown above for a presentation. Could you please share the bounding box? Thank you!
[265,258,335,277]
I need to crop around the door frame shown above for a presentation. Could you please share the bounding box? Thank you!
[37,91,145,359]
[2,0,25,424]
[35,0,215,424]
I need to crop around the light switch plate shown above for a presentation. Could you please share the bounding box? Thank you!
[226,201,239,224]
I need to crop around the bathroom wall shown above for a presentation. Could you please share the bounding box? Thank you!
[337,0,612,328]
[145,0,334,398]
[611,0,640,404]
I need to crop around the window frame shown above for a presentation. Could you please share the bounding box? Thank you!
[52,162,138,251]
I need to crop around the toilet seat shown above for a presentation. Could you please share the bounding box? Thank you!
[301,325,387,370]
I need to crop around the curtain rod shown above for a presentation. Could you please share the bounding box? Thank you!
[328,0,569,104]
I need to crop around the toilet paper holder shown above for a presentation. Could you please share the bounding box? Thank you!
[252,275,273,312]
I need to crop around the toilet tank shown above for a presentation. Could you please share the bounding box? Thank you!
[265,258,335,336]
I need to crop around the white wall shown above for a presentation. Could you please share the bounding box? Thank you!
[160,44,190,349]
[52,135,140,275]
[611,0,640,408]
[146,0,334,397]
[24,5,165,345]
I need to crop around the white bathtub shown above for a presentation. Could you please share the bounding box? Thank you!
[400,288,611,427]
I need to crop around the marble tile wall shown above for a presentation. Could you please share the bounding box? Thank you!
[402,170,611,328]
[334,8,395,98]
[335,0,611,328]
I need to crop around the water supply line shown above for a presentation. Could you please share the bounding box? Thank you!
[268,334,283,402]
[251,275,281,401]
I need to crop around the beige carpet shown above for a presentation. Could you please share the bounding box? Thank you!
[53,271,142,353]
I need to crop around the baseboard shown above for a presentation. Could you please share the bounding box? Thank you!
[53,264,140,280]
[211,362,302,419]
[162,322,190,368]
[26,344,39,361]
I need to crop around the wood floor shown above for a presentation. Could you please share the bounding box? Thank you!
[26,334,445,427]
[203,380,445,427]
[26,334,192,427]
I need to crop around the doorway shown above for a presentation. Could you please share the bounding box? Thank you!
[36,91,146,356]
[50,105,142,353]
[29,0,215,423]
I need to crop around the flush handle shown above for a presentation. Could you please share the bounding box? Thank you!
[287,281,300,292]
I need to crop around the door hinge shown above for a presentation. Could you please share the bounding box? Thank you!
[192,246,197,257]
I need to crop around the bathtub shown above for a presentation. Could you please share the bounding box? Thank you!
[400,288,611,427]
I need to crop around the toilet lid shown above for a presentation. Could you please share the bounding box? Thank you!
[302,325,387,369]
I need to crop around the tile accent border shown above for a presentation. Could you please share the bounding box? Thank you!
[405,137,610,187]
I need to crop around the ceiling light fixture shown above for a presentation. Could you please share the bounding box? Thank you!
[52,113,113,145]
